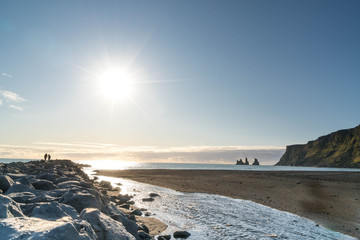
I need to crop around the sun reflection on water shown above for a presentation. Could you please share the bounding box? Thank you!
[75,159,140,170]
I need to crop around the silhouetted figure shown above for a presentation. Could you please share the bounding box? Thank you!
[245,157,249,165]
[252,158,260,165]
[44,153,48,160]
[48,154,51,160]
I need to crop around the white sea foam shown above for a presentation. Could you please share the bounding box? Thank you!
[89,171,354,240]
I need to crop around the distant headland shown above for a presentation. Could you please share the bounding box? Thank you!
[276,124,360,168]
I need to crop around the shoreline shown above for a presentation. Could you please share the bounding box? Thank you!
[96,169,360,238]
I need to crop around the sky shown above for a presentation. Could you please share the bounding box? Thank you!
[0,1,359,164]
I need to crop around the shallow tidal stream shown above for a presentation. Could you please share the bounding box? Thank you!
[90,171,354,240]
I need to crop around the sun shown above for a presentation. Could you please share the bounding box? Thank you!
[98,68,134,101]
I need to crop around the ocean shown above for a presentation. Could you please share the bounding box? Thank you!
[74,159,360,172]
[2,158,360,172]
[1,158,357,239]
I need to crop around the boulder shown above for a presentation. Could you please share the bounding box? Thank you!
[158,235,171,240]
[117,194,132,204]
[46,189,69,198]
[6,192,37,203]
[6,173,29,180]
[173,231,191,239]
[149,193,160,198]
[103,202,139,237]
[139,223,149,233]
[36,172,60,182]
[31,202,79,220]
[20,202,42,216]
[28,192,59,203]
[53,176,81,184]
[80,208,136,240]
[32,179,58,191]
[5,183,41,195]
[57,180,93,189]
[14,176,34,188]
[138,230,152,240]
[142,197,154,202]
[0,194,24,218]
[59,190,102,213]
[0,175,14,192]
[119,204,131,209]
[0,217,97,240]
[99,180,112,190]
[57,180,83,189]
[130,209,142,216]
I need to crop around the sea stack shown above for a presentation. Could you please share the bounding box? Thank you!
[252,158,260,165]
[236,159,245,165]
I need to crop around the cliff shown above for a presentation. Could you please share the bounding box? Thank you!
[276,125,360,168]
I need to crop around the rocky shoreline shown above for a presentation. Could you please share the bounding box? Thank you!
[0,160,188,240]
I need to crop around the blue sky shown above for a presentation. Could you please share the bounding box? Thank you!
[0,1,359,163]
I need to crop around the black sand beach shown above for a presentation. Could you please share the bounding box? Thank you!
[97,169,360,238]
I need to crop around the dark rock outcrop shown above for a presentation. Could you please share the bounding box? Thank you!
[252,158,260,165]
[276,125,360,168]
[236,159,244,165]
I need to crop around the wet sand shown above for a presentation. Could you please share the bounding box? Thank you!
[96,169,360,238]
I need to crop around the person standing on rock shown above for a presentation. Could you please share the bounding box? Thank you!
[44,153,48,160]
[48,154,51,160]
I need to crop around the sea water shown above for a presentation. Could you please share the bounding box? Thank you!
[75,160,360,172]
[86,169,355,240]
[2,158,360,172]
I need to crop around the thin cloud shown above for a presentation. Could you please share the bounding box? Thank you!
[33,142,285,153]
[0,143,286,165]
[0,99,2,105]
[2,73,14,78]
[1,90,26,103]
[9,105,24,111]
[34,142,118,149]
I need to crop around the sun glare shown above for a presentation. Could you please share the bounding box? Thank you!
[98,68,134,101]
